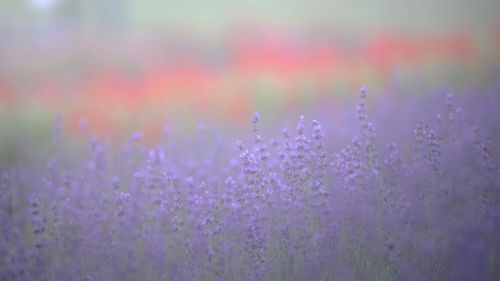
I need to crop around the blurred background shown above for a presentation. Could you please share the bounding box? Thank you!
[0,0,499,160]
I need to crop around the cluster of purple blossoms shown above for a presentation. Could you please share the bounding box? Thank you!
[0,84,499,281]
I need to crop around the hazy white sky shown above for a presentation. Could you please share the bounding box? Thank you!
[3,0,498,35]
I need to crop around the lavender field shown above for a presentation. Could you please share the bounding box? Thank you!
[2,1,500,280]
[1,82,499,281]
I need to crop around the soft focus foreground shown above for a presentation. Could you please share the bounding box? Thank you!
[1,85,499,281]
